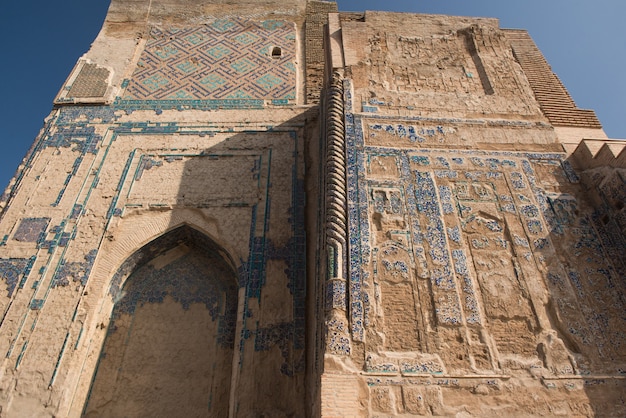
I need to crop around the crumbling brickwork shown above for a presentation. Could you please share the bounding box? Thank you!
[305,1,338,104]
[0,1,312,416]
[0,2,624,417]
[318,10,626,418]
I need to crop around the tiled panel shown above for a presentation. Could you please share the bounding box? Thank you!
[86,245,236,417]
[0,258,35,297]
[119,18,297,107]
[13,218,50,243]
[67,63,109,98]
[109,225,238,347]
[51,249,98,288]
[113,249,238,342]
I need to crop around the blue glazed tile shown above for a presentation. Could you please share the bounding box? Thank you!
[13,218,50,243]
[0,257,35,297]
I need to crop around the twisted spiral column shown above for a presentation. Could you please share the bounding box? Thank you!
[324,71,351,356]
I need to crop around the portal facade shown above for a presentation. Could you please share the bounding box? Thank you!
[316,11,626,417]
[0,1,624,417]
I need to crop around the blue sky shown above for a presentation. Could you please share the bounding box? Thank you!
[1,1,624,189]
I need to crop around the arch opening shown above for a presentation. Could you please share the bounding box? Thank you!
[83,225,238,417]
[271,46,282,58]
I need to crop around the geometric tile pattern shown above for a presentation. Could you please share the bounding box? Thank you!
[0,258,35,297]
[3,106,306,409]
[41,125,103,207]
[51,249,97,288]
[87,236,237,416]
[2,109,113,213]
[391,154,619,355]
[289,178,307,351]
[67,63,109,98]
[120,19,296,104]
[13,218,50,243]
[242,157,306,372]
[255,321,305,376]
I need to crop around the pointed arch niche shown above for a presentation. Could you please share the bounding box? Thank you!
[83,225,238,417]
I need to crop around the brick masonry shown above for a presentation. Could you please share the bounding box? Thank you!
[505,29,602,129]
[305,1,338,104]
[318,10,626,417]
[0,1,624,417]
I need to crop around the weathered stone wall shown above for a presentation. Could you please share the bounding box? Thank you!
[1,2,624,417]
[505,30,602,129]
[305,1,338,104]
[0,0,316,416]
[319,11,626,417]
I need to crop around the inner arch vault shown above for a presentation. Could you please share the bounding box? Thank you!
[83,225,238,417]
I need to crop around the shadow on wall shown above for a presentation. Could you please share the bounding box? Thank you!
[83,225,238,417]
[83,110,318,417]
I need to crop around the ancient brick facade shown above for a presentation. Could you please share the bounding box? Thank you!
[317,11,625,417]
[0,1,624,417]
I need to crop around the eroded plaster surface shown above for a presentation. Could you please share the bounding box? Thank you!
[0,2,624,417]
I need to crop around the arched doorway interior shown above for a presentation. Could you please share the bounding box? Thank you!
[83,226,238,417]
